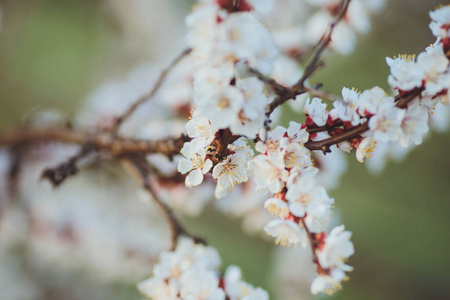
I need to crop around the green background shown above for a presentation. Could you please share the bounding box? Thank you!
[0,0,449,299]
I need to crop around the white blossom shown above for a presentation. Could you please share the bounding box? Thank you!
[429,5,450,39]
[248,154,288,193]
[368,100,405,142]
[264,219,304,247]
[196,85,245,129]
[356,137,377,163]
[230,77,269,139]
[304,97,328,126]
[213,153,251,199]
[219,13,278,74]
[317,225,354,270]
[399,101,429,147]
[358,86,389,117]
[255,126,287,154]
[310,271,345,295]
[329,87,361,126]
[178,139,213,187]
[185,114,218,144]
[224,265,270,300]
[417,42,449,95]
[285,177,333,222]
[386,55,424,92]
[180,268,225,300]
[286,121,309,144]
[264,197,290,218]
[312,225,354,295]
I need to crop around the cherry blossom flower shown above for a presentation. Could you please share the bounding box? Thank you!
[255,126,287,154]
[185,114,218,144]
[368,100,405,142]
[213,153,251,199]
[317,225,354,270]
[178,139,213,187]
[224,265,270,300]
[285,177,333,222]
[264,197,290,218]
[311,225,354,295]
[358,86,389,117]
[310,270,346,295]
[218,13,278,74]
[138,237,269,300]
[279,143,312,170]
[264,219,305,247]
[399,101,429,147]
[180,268,225,300]
[230,77,269,139]
[286,121,309,144]
[356,137,377,163]
[386,55,424,92]
[329,87,361,126]
[196,85,245,129]
[304,97,328,126]
[417,42,449,95]
[248,153,289,193]
[429,5,450,39]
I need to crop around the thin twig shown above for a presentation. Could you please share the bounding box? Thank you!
[41,143,95,187]
[293,0,351,91]
[248,67,295,97]
[265,0,351,117]
[122,155,206,250]
[112,48,192,135]
[300,218,327,275]
[304,86,342,102]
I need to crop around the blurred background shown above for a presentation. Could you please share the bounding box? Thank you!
[0,0,449,299]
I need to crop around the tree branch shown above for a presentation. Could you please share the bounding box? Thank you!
[0,127,189,157]
[41,143,95,187]
[122,155,206,250]
[265,0,351,117]
[304,86,342,102]
[111,48,192,135]
[300,218,327,275]
[292,0,351,91]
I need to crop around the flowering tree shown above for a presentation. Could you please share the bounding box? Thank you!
[0,0,449,299]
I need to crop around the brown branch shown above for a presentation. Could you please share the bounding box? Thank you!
[306,121,344,134]
[292,0,351,91]
[0,127,189,158]
[304,86,342,102]
[300,218,327,275]
[122,155,206,250]
[111,48,192,135]
[265,0,351,117]
[41,143,95,187]
[248,67,295,97]
[306,123,368,153]
[0,88,422,163]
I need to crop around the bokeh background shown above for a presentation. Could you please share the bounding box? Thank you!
[0,0,449,299]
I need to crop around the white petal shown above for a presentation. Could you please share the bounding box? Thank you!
[188,169,204,186]
[178,158,194,174]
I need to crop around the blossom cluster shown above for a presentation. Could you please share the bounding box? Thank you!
[174,2,450,296]
[1,1,449,299]
[138,237,269,300]
[247,121,354,294]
